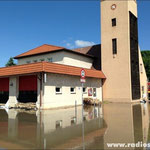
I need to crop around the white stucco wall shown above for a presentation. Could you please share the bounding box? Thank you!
[36,106,102,134]
[36,73,102,109]
[17,51,93,69]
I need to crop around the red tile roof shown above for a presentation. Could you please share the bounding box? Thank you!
[14,44,93,59]
[0,62,106,79]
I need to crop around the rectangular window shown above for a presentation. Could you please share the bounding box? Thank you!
[70,87,76,94]
[93,88,97,97]
[83,87,86,93]
[56,120,62,129]
[40,59,45,62]
[33,60,37,63]
[140,64,143,73]
[55,87,62,94]
[112,38,117,54]
[47,57,53,62]
[112,18,116,26]
[71,117,76,125]
[26,61,31,64]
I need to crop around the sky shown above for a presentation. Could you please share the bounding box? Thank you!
[0,0,149,67]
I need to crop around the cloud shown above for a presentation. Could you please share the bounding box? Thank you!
[75,40,95,47]
[61,38,95,49]
[65,42,74,49]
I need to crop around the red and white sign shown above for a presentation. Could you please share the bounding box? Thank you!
[80,69,86,83]
[88,88,93,96]
[80,78,86,83]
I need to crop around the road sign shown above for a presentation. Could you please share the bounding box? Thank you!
[80,69,86,79]
[80,78,86,83]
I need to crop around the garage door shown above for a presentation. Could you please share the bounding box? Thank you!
[0,78,9,104]
[18,75,37,103]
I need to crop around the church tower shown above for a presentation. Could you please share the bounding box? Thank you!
[101,0,147,102]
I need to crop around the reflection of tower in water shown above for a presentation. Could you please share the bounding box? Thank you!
[103,103,149,150]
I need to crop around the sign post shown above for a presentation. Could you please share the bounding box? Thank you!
[80,68,86,150]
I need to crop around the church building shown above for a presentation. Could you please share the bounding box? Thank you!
[0,0,147,109]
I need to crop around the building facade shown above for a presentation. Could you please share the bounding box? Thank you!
[101,0,147,102]
[0,45,105,109]
[0,0,148,109]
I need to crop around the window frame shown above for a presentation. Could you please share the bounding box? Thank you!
[112,38,117,55]
[56,120,62,129]
[112,18,116,27]
[55,87,62,94]
[47,57,53,62]
[83,87,87,94]
[70,87,76,94]
[140,63,143,73]
[33,60,37,63]
[26,60,31,64]
[40,59,45,62]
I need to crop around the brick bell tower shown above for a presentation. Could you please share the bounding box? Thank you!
[101,0,145,102]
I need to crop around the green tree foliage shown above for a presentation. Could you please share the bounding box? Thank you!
[141,51,150,81]
[5,57,16,67]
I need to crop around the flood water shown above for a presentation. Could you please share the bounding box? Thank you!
[0,103,150,149]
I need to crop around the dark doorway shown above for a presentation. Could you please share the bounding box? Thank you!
[0,78,9,104]
[18,75,37,103]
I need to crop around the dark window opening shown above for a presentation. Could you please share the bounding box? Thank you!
[0,91,9,104]
[18,91,37,103]
[83,87,86,93]
[112,18,116,26]
[70,87,75,93]
[56,120,62,129]
[112,38,117,54]
[56,87,62,94]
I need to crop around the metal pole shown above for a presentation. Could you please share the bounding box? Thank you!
[81,82,85,150]
[94,101,96,118]
[75,100,77,123]
[40,78,42,108]
[98,102,100,117]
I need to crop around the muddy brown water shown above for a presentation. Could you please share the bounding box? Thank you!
[0,103,149,149]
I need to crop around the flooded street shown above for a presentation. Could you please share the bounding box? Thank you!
[0,103,149,149]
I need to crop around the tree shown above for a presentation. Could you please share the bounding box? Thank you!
[5,57,16,67]
[141,51,150,81]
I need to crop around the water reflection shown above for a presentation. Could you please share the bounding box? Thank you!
[0,105,106,149]
[0,103,149,149]
[102,103,149,150]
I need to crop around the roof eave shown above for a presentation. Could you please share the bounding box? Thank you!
[14,49,94,59]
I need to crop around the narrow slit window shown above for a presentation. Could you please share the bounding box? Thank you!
[112,38,117,54]
[140,64,143,73]
[112,18,116,26]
